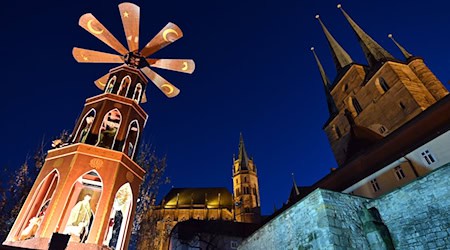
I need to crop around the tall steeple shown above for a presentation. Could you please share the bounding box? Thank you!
[232,133,261,223]
[311,47,339,115]
[291,173,300,196]
[315,15,354,72]
[337,4,394,67]
[388,34,413,59]
[238,132,250,170]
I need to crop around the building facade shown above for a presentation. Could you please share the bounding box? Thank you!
[310,5,449,198]
[240,5,450,250]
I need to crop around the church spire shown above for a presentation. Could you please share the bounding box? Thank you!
[388,34,413,59]
[238,133,250,170]
[311,47,339,115]
[291,173,300,196]
[315,14,354,72]
[337,4,394,67]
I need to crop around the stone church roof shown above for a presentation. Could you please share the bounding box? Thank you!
[161,187,233,209]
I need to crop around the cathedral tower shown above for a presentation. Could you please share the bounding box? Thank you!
[314,5,448,166]
[232,134,261,223]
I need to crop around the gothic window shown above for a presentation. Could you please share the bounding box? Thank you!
[15,170,59,241]
[252,187,257,195]
[96,109,122,150]
[380,78,389,92]
[351,97,363,115]
[421,149,437,166]
[399,102,406,110]
[370,178,380,192]
[243,176,247,183]
[60,170,102,243]
[132,83,143,103]
[333,125,342,139]
[394,166,406,180]
[106,76,116,93]
[122,120,139,159]
[104,183,133,250]
[117,76,131,97]
[72,109,96,143]
[237,188,241,196]
[342,83,349,92]
[375,77,390,94]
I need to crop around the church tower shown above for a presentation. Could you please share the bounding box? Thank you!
[3,3,195,250]
[232,134,261,223]
[314,5,448,166]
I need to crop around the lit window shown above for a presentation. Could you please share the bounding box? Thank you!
[230,241,238,249]
[421,150,437,165]
[394,166,406,180]
[370,179,380,192]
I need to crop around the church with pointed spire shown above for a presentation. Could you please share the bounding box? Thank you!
[314,5,448,167]
[239,4,450,250]
[145,134,261,249]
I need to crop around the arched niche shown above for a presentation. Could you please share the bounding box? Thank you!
[60,170,103,243]
[96,109,122,150]
[122,120,139,159]
[118,76,132,97]
[132,83,143,103]
[106,76,117,94]
[347,96,363,116]
[72,108,96,143]
[103,183,133,250]
[375,77,390,94]
[16,169,59,241]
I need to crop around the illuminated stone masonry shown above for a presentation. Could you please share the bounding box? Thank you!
[239,163,450,249]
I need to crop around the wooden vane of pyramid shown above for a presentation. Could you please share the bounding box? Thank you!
[73,2,195,100]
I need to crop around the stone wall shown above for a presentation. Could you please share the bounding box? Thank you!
[368,163,450,249]
[239,189,371,250]
[239,164,450,250]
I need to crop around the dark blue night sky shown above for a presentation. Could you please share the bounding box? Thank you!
[1,0,449,215]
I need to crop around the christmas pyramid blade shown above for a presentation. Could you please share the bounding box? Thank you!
[94,72,110,90]
[79,13,129,55]
[141,67,180,98]
[147,59,195,74]
[118,2,140,52]
[73,47,124,63]
[141,92,148,103]
[140,22,183,58]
